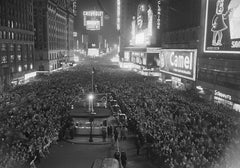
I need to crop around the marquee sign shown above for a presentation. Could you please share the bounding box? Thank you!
[158,49,197,81]
[204,0,240,53]
[83,10,104,31]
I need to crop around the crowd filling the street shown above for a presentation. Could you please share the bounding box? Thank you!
[0,55,240,168]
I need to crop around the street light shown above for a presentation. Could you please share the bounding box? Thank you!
[88,94,94,112]
[88,93,96,142]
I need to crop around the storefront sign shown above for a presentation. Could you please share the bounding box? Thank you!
[204,0,240,53]
[158,49,197,81]
[214,90,233,108]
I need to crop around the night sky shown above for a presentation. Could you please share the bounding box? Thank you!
[75,0,118,44]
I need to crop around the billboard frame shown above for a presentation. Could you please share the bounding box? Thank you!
[203,0,240,54]
[159,49,197,81]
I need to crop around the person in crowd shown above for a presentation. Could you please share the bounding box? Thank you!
[114,150,121,163]
[121,151,127,168]
[102,126,107,142]
[107,125,113,137]
[121,126,127,141]
[135,134,141,156]
[114,127,119,142]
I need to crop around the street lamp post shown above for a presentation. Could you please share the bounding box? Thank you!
[88,94,95,142]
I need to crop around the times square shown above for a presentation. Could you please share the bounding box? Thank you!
[0,0,240,168]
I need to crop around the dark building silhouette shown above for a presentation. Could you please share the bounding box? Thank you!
[0,0,35,91]
[33,0,75,72]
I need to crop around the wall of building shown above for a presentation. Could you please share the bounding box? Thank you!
[0,0,35,91]
[197,0,240,111]
[34,0,74,72]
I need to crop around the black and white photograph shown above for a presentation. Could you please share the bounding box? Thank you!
[0,0,240,168]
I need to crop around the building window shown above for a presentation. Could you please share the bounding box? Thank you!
[11,21,14,28]
[1,56,7,64]
[10,55,14,62]
[11,67,15,73]
[9,44,14,51]
[23,54,27,61]
[18,65,22,72]
[29,53,33,59]
[24,64,27,70]
[17,45,21,51]
[1,44,6,51]
[39,54,43,60]
[0,31,2,39]
[30,63,33,70]
[11,32,14,39]
[17,55,21,61]
[3,31,6,39]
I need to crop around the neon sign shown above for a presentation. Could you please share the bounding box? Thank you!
[117,0,121,30]
[157,0,161,29]
[158,49,197,81]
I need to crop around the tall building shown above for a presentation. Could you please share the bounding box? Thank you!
[0,0,35,91]
[120,0,240,111]
[66,0,76,62]
[34,0,74,72]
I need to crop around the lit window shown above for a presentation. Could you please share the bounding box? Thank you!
[1,44,6,51]
[18,65,22,72]
[17,55,21,61]
[30,63,33,70]
[17,45,21,51]
[1,56,7,64]
[11,67,14,73]
[10,55,14,62]
[9,44,14,51]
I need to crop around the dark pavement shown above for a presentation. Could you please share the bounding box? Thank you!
[38,132,158,168]
[38,141,112,168]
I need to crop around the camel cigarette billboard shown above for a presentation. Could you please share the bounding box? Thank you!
[158,49,197,81]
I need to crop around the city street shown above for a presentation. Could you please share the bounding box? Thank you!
[39,141,112,168]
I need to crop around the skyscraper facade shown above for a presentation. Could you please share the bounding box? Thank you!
[33,0,75,72]
[0,0,35,91]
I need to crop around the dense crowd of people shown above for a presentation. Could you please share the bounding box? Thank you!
[95,60,240,168]
[0,66,93,168]
[0,55,240,168]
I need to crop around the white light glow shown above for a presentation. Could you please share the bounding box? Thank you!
[117,0,121,30]
[135,32,145,45]
[18,65,22,72]
[24,72,36,80]
[86,20,100,31]
[88,94,94,100]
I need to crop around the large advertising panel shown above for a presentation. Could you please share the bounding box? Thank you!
[204,0,240,53]
[86,20,100,31]
[158,49,197,81]
[83,10,104,31]
[134,2,154,46]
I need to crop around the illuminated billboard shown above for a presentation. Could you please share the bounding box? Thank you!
[158,49,197,81]
[117,0,121,30]
[204,0,240,53]
[132,2,154,46]
[83,10,104,31]
[86,20,100,31]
